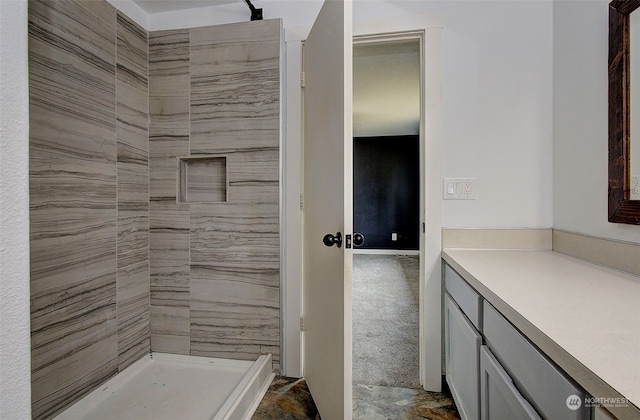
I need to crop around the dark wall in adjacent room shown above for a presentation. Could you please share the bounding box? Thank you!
[353,136,419,250]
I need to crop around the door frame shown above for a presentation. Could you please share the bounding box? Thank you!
[282,13,443,392]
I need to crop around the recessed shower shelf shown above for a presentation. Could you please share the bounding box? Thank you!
[178,155,228,203]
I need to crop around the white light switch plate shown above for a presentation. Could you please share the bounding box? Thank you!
[443,178,475,200]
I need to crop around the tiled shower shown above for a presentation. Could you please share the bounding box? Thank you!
[28,1,281,418]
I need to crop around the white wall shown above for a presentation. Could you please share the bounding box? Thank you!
[133,0,554,230]
[353,41,421,137]
[554,0,640,243]
[437,1,553,228]
[0,0,32,417]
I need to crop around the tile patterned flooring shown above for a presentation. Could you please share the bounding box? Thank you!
[252,376,460,419]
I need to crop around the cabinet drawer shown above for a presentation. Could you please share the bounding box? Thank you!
[483,303,590,420]
[445,263,482,330]
[480,345,541,420]
[444,293,481,420]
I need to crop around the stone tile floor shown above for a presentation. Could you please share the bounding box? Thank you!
[252,376,460,419]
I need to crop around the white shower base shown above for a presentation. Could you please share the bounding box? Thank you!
[54,352,275,420]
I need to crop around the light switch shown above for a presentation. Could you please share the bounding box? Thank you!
[443,178,476,200]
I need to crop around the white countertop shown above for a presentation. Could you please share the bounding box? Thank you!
[442,249,640,418]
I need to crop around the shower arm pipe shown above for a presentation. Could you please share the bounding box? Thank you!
[244,0,263,20]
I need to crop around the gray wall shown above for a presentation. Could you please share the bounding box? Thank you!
[148,19,281,367]
[29,1,149,418]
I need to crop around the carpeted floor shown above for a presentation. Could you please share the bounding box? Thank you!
[352,254,420,389]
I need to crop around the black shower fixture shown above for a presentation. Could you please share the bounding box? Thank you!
[244,0,263,20]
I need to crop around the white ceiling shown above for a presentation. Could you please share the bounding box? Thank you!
[132,0,240,14]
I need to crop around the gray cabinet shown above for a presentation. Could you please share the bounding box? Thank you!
[444,293,481,420]
[483,302,590,420]
[444,262,591,420]
[480,345,541,420]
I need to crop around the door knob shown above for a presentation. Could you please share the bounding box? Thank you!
[323,232,342,248]
[353,232,365,247]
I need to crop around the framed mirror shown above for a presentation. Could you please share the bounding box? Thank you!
[609,0,640,224]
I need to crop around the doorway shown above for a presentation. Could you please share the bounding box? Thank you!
[283,11,443,402]
[351,37,423,392]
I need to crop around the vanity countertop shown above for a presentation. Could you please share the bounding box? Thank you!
[442,249,640,418]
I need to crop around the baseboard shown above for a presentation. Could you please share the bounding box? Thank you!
[354,249,420,256]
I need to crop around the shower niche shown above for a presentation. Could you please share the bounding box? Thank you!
[178,155,228,203]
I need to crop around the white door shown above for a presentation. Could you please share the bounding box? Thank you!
[302,0,353,419]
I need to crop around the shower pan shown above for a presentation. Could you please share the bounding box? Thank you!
[53,353,274,420]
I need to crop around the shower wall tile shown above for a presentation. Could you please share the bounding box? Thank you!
[149,29,191,326]
[149,30,189,204]
[190,20,280,204]
[150,306,191,354]
[189,204,280,363]
[30,274,118,419]
[149,30,190,97]
[116,11,149,371]
[227,149,280,203]
[28,0,119,417]
[149,223,190,307]
[183,19,282,365]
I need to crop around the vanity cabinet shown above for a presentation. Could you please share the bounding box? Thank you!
[444,262,591,420]
[483,302,590,420]
[444,263,483,420]
[479,345,541,419]
[444,293,481,420]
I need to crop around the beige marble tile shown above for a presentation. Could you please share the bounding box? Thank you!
[116,12,147,80]
[31,337,118,419]
[227,150,280,204]
[149,156,180,201]
[31,274,118,419]
[150,201,190,230]
[29,0,116,63]
[117,310,150,371]
[29,2,152,417]
[116,10,150,372]
[116,158,148,206]
[29,190,117,294]
[116,261,150,370]
[117,81,148,155]
[149,30,190,97]
[150,306,190,354]
[189,20,280,154]
[149,28,189,204]
[189,203,279,268]
[149,202,188,308]
[149,96,190,136]
[189,203,279,364]
[117,210,148,267]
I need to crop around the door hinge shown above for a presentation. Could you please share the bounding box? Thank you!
[300,194,304,210]
[300,316,304,331]
[300,71,305,88]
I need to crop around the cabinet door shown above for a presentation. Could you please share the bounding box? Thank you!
[480,345,541,420]
[483,302,590,419]
[444,293,481,420]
